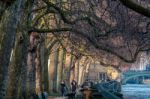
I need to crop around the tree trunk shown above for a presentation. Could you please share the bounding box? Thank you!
[18,33,28,99]
[53,48,59,92]
[61,50,66,81]
[64,53,72,87]
[27,51,36,98]
[0,0,26,98]
[26,32,39,98]
[81,63,90,83]
[0,1,7,21]
[48,53,54,93]
[74,60,79,84]
[56,48,65,92]
[40,41,49,92]
[35,44,42,94]
[42,48,49,92]
[6,32,28,99]
[78,59,85,85]
[44,40,58,93]
[70,56,76,83]
[48,44,59,93]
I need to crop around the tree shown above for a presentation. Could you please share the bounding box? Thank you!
[119,0,150,17]
[31,0,149,64]
[0,0,27,98]
[0,0,149,98]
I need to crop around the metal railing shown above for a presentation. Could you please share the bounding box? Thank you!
[95,81,122,99]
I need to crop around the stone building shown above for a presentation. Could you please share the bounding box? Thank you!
[85,62,120,82]
[85,62,107,82]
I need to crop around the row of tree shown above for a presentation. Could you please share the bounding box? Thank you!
[0,0,149,99]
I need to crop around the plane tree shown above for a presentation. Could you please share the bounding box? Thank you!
[31,0,150,63]
[0,0,150,98]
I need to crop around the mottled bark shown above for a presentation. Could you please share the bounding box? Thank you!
[35,44,42,94]
[26,32,39,98]
[48,53,54,93]
[40,41,48,92]
[56,48,65,92]
[0,1,6,21]
[27,51,36,98]
[0,0,26,98]
[78,59,87,85]
[48,55,53,93]
[18,34,28,99]
[78,64,84,85]
[0,1,16,20]
[61,50,66,82]
[48,46,56,93]
[70,57,76,83]
[81,63,90,83]
[53,48,59,92]
[74,60,79,84]
[44,39,58,93]
[64,53,72,86]
[42,48,49,92]
[81,69,85,84]
[6,33,28,99]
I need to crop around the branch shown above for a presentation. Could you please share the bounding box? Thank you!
[30,27,139,63]
[47,39,58,50]
[119,0,150,17]
[31,6,47,13]
[29,27,71,33]
[42,0,107,27]
[99,61,121,72]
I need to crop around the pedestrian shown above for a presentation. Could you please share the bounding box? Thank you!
[71,79,77,94]
[60,80,66,96]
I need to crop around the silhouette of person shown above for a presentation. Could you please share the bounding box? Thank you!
[71,79,77,94]
[60,80,66,96]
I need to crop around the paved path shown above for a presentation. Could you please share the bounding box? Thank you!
[49,96,67,99]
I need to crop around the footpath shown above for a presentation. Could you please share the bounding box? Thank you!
[49,96,67,99]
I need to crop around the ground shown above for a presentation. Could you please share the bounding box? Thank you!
[49,96,67,99]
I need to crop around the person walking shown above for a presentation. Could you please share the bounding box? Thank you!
[60,80,66,96]
[71,79,77,94]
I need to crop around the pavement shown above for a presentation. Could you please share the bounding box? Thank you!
[49,96,67,99]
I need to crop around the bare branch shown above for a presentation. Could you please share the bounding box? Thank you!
[119,0,150,17]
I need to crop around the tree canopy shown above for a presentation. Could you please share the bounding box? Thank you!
[0,0,150,98]
[28,0,150,64]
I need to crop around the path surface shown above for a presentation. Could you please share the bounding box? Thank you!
[49,96,67,99]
